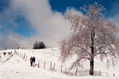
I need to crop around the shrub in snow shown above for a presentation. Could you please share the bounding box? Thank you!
[33,41,46,49]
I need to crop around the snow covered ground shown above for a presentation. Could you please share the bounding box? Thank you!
[0,47,118,79]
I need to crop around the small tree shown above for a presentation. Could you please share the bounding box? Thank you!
[38,42,46,49]
[60,3,119,76]
[33,41,39,49]
[33,41,46,49]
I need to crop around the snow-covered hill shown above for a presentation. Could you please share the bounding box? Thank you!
[0,47,118,79]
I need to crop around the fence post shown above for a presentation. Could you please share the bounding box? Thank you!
[24,53,26,60]
[21,54,23,59]
[61,65,63,73]
[21,53,22,58]
[113,73,115,77]
[65,66,67,73]
[38,61,40,68]
[75,68,78,76]
[99,71,101,76]
[50,62,52,70]
[23,53,24,59]
[25,56,27,61]
[53,63,55,71]
[44,61,46,69]
[64,66,69,74]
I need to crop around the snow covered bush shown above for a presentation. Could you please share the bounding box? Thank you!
[33,41,46,49]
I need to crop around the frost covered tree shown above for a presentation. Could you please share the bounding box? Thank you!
[60,3,119,76]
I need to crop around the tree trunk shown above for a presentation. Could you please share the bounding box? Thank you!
[90,59,94,76]
[90,29,95,76]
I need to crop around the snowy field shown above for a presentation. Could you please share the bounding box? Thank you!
[0,47,119,79]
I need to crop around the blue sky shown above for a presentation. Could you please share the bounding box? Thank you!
[49,0,119,17]
[0,0,36,37]
[0,0,118,49]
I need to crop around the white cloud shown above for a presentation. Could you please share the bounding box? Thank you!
[0,0,73,49]
[0,0,87,49]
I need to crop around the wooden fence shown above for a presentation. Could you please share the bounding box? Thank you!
[14,50,116,77]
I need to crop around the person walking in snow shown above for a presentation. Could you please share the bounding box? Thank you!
[32,56,36,67]
[30,57,33,66]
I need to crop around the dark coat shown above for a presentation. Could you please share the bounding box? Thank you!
[32,57,35,62]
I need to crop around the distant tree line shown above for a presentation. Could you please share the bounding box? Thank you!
[33,41,46,49]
